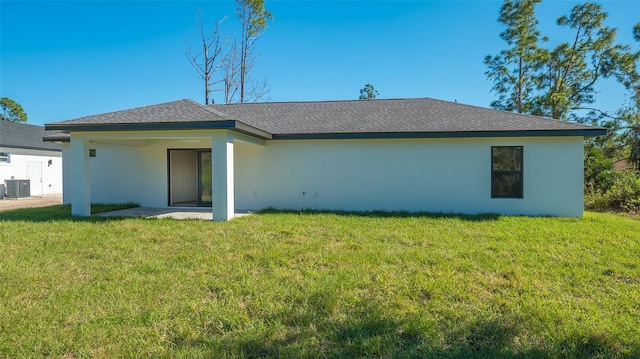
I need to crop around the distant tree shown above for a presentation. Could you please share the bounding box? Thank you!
[620,108,640,171]
[0,97,27,123]
[626,23,640,170]
[486,2,638,121]
[484,0,544,113]
[359,84,379,100]
[533,3,627,120]
[185,11,227,105]
[236,0,273,103]
[583,21,640,171]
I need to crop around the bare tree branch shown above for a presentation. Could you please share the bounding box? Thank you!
[185,10,228,104]
[236,0,272,103]
[244,77,270,103]
[572,106,622,121]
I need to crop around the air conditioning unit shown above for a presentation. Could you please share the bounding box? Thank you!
[5,179,30,198]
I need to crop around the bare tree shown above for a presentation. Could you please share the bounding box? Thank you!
[236,0,272,103]
[220,35,269,103]
[222,38,240,104]
[186,3,271,104]
[244,77,270,103]
[185,10,227,105]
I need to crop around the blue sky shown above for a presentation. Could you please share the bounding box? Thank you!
[1,0,638,126]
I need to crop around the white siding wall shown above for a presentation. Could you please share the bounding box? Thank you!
[234,137,585,217]
[70,136,585,217]
[0,147,63,196]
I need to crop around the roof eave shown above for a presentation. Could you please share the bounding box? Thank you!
[44,120,273,140]
[272,129,608,140]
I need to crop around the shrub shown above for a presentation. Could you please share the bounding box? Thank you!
[585,170,640,213]
[584,147,616,192]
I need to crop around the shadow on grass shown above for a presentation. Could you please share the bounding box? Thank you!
[1,205,504,223]
[258,208,502,222]
[175,296,639,358]
[0,203,138,223]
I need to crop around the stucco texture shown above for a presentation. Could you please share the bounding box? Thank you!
[64,134,584,217]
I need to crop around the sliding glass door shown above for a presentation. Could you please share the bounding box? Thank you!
[168,149,212,207]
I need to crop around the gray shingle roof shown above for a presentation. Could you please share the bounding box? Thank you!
[50,99,231,125]
[0,120,62,151]
[45,97,606,139]
[212,98,603,137]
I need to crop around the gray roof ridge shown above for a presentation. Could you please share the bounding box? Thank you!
[197,101,236,121]
[210,97,604,130]
[211,98,421,106]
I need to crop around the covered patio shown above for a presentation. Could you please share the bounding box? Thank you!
[44,99,271,221]
[64,129,266,221]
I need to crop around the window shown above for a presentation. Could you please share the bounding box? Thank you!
[0,151,9,164]
[491,146,523,198]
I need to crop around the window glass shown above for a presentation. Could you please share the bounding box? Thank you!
[492,147,522,171]
[491,146,523,198]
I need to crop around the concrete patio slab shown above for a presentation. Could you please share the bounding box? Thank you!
[95,207,252,220]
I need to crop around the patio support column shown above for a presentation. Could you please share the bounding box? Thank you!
[70,135,91,216]
[211,132,234,221]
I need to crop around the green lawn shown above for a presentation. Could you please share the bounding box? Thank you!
[1,206,639,358]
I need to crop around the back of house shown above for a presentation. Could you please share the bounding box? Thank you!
[44,97,606,219]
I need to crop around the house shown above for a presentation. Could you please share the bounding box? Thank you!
[0,121,63,198]
[44,98,606,220]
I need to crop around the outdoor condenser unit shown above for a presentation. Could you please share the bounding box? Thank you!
[4,179,30,198]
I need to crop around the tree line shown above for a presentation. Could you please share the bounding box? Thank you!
[485,0,640,212]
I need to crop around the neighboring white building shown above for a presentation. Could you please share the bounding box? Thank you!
[0,121,63,198]
[44,98,606,220]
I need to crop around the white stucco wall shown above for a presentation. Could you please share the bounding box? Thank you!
[66,134,585,217]
[0,146,63,196]
[234,137,585,217]
[68,139,208,207]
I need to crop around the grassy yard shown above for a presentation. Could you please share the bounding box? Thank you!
[1,206,639,358]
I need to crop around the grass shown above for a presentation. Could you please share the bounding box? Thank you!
[1,206,639,358]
